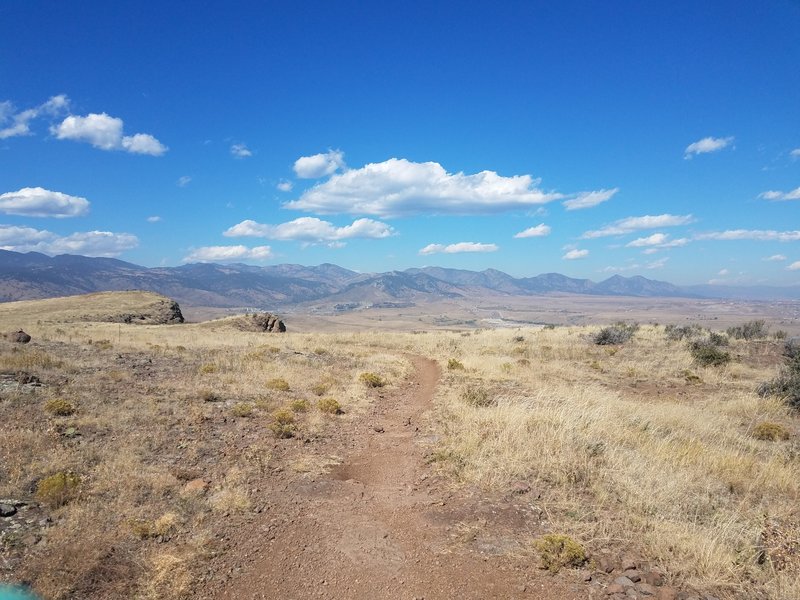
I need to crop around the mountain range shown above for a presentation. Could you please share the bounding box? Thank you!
[1,250,798,310]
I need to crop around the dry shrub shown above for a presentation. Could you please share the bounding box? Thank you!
[44,398,75,416]
[266,377,290,391]
[461,385,492,407]
[200,389,221,402]
[317,397,342,414]
[36,472,81,508]
[290,399,310,412]
[359,372,386,388]
[140,552,192,600]
[310,382,330,396]
[447,358,465,370]
[534,534,586,573]
[269,409,295,438]
[752,421,790,441]
[230,402,253,417]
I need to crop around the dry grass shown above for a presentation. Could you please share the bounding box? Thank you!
[1,295,797,599]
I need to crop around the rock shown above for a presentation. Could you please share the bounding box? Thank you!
[511,480,531,495]
[599,557,615,573]
[637,583,657,596]
[656,587,678,600]
[622,569,641,583]
[606,583,625,595]
[621,557,638,571]
[242,313,287,333]
[642,570,664,586]
[7,330,31,343]
[184,478,209,494]
[614,576,635,588]
[0,503,17,517]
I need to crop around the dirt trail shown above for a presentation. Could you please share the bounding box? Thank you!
[205,355,584,600]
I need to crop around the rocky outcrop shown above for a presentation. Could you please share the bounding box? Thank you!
[234,313,286,333]
[100,299,184,325]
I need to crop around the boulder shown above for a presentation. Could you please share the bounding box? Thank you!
[7,330,31,343]
[237,313,286,333]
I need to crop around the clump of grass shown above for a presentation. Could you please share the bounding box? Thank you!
[752,421,790,441]
[447,358,465,370]
[128,512,178,539]
[593,322,638,345]
[317,397,342,414]
[269,409,295,438]
[311,382,330,396]
[290,399,310,412]
[35,471,81,508]
[690,340,731,367]
[198,363,217,374]
[266,377,290,392]
[359,372,386,388]
[462,385,492,407]
[90,339,113,350]
[512,335,525,343]
[230,402,253,418]
[534,534,587,573]
[44,398,75,416]
[313,347,327,355]
[665,323,704,341]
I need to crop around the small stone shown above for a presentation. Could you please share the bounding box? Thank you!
[642,570,664,586]
[581,570,593,582]
[656,588,678,600]
[373,426,385,433]
[621,558,638,571]
[600,557,615,573]
[607,583,625,595]
[7,330,31,343]
[614,576,635,588]
[0,503,16,517]
[511,480,531,495]
[183,478,209,494]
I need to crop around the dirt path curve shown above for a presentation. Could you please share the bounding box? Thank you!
[205,355,584,600]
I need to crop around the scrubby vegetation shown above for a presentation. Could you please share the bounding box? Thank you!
[534,534,587,573]
[592,322,639,345]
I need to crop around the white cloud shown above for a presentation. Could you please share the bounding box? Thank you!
[718,268,730,276]
[583,214,694,238]
[231,143,252,158]
[684,136,734,159]
[51,112,167,155]
[0,94,69,139]
[277,180,293,192]
[788,261,800,271]
[758,187,800,201]
[224,217,394,244]
[790,149,800,159]
[419,242,498,255]
[696,230,800,242]
[0,187,89,218]
[287,158,564,216]
[147,216,162,223]
[183,245,273,263]
[293,150,346,179]
[562,249,589,260]
[562,187,618,210]
[647,257,668,269]
[601,263,640,273]
[626,233,669,247]
[177,176,192,187]
[0,225,137,257]
[514,223,551,238]
[764,254,787,261]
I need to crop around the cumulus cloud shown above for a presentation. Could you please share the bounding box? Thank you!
[51,112,167,155]
[562,249,589,260]
[183,245,273,263]
[684,136,734,159]
[277,180,293,192]
[788,261,800,271]
[718,268,730,276]
[582,214,694,238]
[514,223,551,238]
[224,217,394,245]
[0,94,69,139]
[286,158,564,216]
[231,143,252,158]
[177,176,192,187]
[562,188,618,210]
[758,187,800,201]
[625,233,689,250]
[790,149,800,159]
[695,229,800,242]
[418,242,498,255]
[293,150,346,179]
[0,187,89,218]
[147,216,162,223]
[0,225,137,257]
[764,254,787,261]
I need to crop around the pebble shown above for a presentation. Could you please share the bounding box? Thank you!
[0,503,17,517]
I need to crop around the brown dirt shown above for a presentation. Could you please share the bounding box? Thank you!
[200,356,588,600]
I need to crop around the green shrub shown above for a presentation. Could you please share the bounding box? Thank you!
[690,340,731,367]
[44,398,75,416]
[36,472,81,508]
[317,397,342,414]
[231,402,253,417]
[359,372,386,388]
[759,353,800,410]
[447,358,465,370]
[290,399,310,412]
[752,421,790,441]
[727,320,769,340]
[534,534,587,573]
[269,409,295,438]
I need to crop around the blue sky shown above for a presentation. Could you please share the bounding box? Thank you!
[1,1,799,285]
